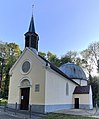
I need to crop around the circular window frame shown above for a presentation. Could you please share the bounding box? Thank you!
[20,59,32,75]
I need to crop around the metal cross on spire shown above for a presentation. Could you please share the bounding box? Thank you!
[32,4,34,15]
[28,4,35,33]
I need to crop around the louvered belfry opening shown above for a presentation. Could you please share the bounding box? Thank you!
[24,15,39,51]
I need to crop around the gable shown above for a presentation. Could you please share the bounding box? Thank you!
[9,47,79,86]
[9,47,46,75]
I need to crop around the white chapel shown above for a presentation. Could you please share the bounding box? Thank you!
[8,15,93,114]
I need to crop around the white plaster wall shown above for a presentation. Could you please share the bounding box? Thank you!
[72,79,81,85]
[8,76,20,104]
[81,80,87,86]
[73,86,93,109]
[73,94,90,104]
[8,49,46,105]
[45,68,77,105]
[89,86,93,105]
[72,79,87,86]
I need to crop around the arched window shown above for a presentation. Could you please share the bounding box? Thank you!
[66,82,69,96]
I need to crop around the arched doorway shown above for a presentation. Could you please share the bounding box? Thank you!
[20,79,31,110]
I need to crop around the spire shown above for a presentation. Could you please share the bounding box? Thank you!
[24,7,39,51]
[28,14,35,33]
[28,5,35,33]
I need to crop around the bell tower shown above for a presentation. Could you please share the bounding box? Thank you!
[24,14,39,51]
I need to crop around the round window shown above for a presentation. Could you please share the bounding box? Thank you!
[22,61,30,73]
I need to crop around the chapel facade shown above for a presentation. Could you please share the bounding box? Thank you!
[8,14,93,113]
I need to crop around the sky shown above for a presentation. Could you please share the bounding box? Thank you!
[0,0,99,57]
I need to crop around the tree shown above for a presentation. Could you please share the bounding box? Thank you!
[66,51,77,63]
[0,42,21,98]
[81,42,99,73]
[60,51,82,66]
[80,42,99,106]
[60,55,71,65]
[39,51,82,67]
[47,51,60,67]
[88,42,99,67]
[89,76,99,106]
[38,52,46,58]
[81,49,94,76]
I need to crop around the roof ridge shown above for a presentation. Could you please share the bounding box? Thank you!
[38,55,79,86]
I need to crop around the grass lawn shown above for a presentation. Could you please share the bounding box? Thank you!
[0,99,8,106]
[43,113,96,119]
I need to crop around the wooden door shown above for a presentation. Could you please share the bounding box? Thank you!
[20,87,30,110]
[75,98,79,109]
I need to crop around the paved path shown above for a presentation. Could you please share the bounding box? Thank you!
[0,108,43,119]
[2,107,99,119]
[0,111,22,119]
[55,108,99,118]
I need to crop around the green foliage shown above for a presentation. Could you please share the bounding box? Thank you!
[60,51,82,66]
[88,76,99,106]
[47,52,60,67]
[60,55,71,65]
[0,42,21,99]
[0,99,8,106]
[39,51,61,67]
[38,52,46,58]
[1,40,99,106]
[38,51,81,67]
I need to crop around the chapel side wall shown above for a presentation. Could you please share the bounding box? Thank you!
[72,79,80,85]
[81,80,87,86]
[73,94,93,109]
[45,69,77,112]
[8,49,46,108]
[73,94,89,104]
[72,79,87,86]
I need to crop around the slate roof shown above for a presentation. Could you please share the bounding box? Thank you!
[73,86,90,94]
[59,63,87,80]
[38,55,80,86]
[28,15,35,33]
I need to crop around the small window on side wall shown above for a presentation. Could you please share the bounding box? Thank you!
[35,84,40,92]
[66,82,69,96]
